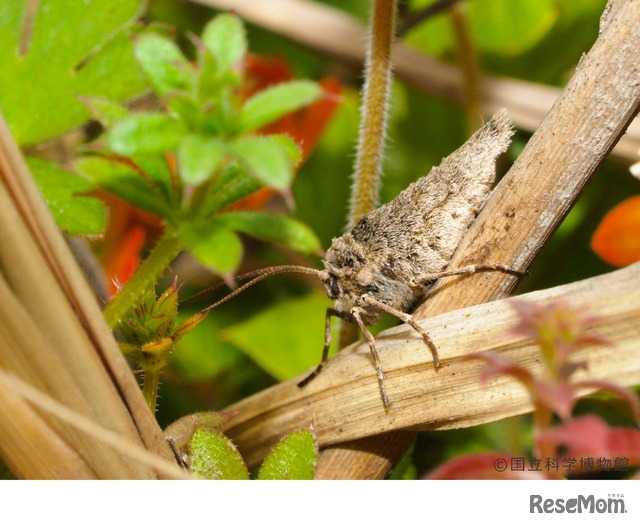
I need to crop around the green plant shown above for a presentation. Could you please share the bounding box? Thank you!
[116,280,207,412]
[165,413,317,480]
[0,0,150,235]
[73,13,324,329]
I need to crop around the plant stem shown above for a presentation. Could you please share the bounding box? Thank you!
[340,0,396,349]
[103,230,186,329]
[142,370,160,415]
[398,0,462,35]
[347,0,397,229]
[450,3,482,134]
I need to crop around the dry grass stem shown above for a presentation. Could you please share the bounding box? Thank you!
[223,263,640,468]
[0,114,174,478]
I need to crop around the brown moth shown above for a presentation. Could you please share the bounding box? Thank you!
[201,109,521,408]
[298,108,518,406]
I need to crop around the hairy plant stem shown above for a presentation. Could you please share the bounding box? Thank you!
[103,230,186,329]
[142,370,160,415]
[347,0,396,229]
[340,0,396,350]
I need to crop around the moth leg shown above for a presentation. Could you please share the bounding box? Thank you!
[361,295,441,368]
[298,307,341,389]
[351,307,390,408]
[416,263,526,286]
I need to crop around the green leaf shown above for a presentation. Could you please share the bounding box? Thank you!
[257,428,318,480]
[0,0,146,146]
[80,96,129,128]
[271,133,303,167]
[189,429,249,480]
[199,161,262,216]
[222,292,334,381]
[27,157,106,236]
[75,156,174,218]
[108,113,187,155]
[131,154,180,207]
[168,94,201,130]
[218,211,321,254]
[405,0,559,58]
[134,32,194,95]
[467,0,557,55]
[201,13,247,73]
[179,221,243,275]
[237,80,323,133]
[177,135,226,185]
[229,136,296,190]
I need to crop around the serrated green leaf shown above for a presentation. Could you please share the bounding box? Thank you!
[197,47,221,100]
[257,428,318,480]
[178,135,226,185]
[80,96,129,128]
[270,134,303,166]
[168,94,201,130]
[75,156,174,218]
[222,292,334,380]
[200,161,262,216]
[0,0,146,146]
[237,80,323,133]
[179,221,243,275]
[131,154,180,207]
[230,136,295,190]
[134,32,194,95]
[189,429,249,480]
[218,211,321,254]
[108,113,187,155]
[27,157,106,236]
[201,13,247,73]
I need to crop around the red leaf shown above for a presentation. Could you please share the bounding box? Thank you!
[508,298,607,365]
[536,415,640,472]
[532,380,577,420]
[591,195,640,266]
[466,351,534,388]
[425,453,545,480]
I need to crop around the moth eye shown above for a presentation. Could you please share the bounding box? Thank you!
[368,283,379,294]
[328,275,341,299]
[346,257,355,269]
[423,277,438,289]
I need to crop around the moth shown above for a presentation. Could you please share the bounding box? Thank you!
[204,108,522,408]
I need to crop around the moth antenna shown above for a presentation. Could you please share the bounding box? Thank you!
[189,265,325,314]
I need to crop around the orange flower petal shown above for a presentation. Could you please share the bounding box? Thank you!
[105,224,147,296]
[591,195,640,266]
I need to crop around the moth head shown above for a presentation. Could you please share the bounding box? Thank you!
[322,233,418,316]
[321,235,382,309]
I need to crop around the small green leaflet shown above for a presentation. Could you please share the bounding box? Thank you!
[257,428,318,480]
[189,429,249,480]
[26,157,106,235]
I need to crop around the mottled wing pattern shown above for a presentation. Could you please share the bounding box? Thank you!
[353,109,514,287]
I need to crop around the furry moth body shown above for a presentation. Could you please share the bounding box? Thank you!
[298,109,518,407]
